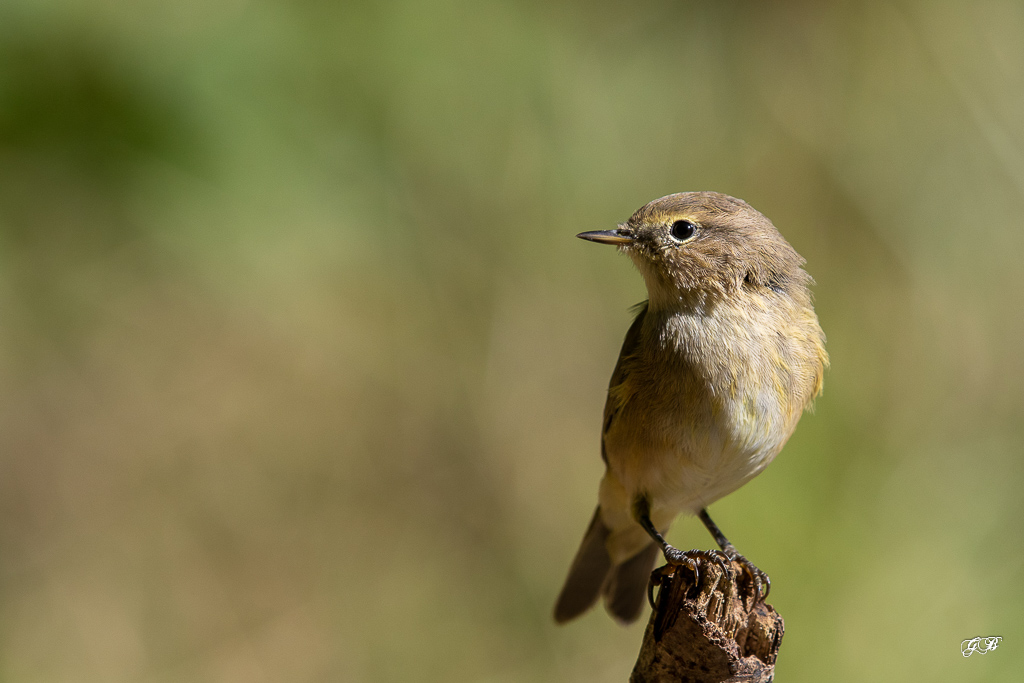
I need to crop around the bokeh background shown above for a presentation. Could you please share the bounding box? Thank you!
[1,0,1023,681]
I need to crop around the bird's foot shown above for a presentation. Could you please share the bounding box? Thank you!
[646,546,731,609]
[665,545,732,577]
[720,545,771,603]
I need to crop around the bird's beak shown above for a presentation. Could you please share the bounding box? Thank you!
[576,227,634,245]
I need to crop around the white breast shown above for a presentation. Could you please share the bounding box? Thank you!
[602,296,799,517]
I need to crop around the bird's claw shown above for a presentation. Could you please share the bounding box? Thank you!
[647,564,673,609]
[647,546,771,609]
[726,551,771,603]
[647,547,733,609]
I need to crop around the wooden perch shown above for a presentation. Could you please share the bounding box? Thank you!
[630,559,784,683]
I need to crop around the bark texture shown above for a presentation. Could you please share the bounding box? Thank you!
[630,559,783,683]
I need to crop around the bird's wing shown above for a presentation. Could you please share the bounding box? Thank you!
[600,301,648,464]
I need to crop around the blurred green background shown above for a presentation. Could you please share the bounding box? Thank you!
[1,0,1023,681]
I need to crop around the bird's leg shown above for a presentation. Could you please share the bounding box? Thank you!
[635,498,730,609]
[698,508,771,601]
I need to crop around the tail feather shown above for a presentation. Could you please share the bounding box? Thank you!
[554,508,611,623]
[601,541,658,623]
[554,507,658,624]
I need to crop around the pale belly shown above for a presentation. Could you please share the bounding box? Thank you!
[595,297,823,564]
[602,362,798,519]
[598,383,795,565]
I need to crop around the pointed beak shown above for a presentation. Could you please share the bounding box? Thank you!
[576,227,634,245]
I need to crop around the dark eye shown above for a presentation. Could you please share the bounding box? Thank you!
[670,220,696,242]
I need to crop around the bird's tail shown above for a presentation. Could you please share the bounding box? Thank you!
[554,507,658,624]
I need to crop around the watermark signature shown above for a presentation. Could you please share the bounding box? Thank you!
[962,637,1002,657]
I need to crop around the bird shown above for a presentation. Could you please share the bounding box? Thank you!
[554,191,827,624]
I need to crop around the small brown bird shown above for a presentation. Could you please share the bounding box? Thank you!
[555,192,827,624]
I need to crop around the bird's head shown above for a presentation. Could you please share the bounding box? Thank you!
[578,192,811,308]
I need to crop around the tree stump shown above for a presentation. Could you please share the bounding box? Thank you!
[630,559,784,683]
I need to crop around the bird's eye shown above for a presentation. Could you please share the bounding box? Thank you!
[669,220,696,242]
